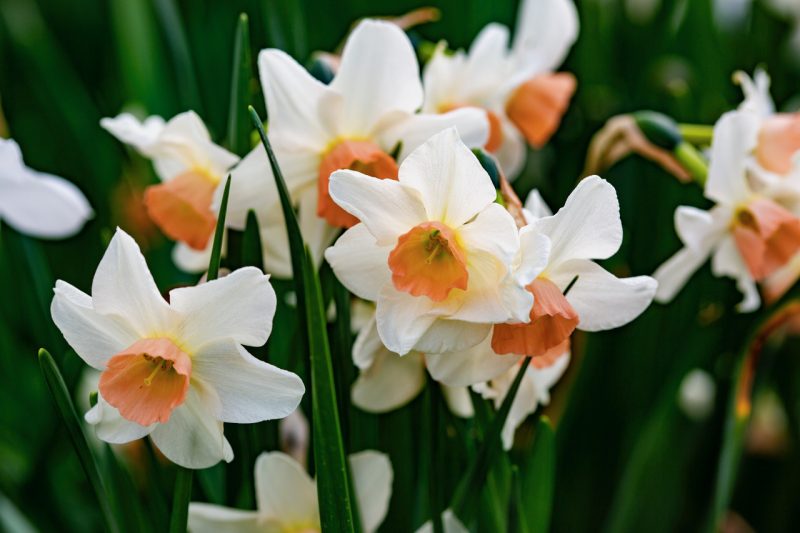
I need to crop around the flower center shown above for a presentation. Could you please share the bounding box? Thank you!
[491,277,579,359]
[388,221,468,302]
[99,338,192,426]
[317,139,398,228]
[143,168,218,250]
[505,72,576,148]
[732,197,800,280]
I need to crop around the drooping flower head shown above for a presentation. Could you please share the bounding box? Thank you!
[228,19,490,278]
[422,0,579,178]
[189,451,392,533]
[325,128,531,356]
[654,110,800,311]
[101,112,239,271]
[0,138,92,238]
[493,177,657,359]
[50,229,304,468]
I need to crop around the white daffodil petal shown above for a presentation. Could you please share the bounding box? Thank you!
[255,452,319,525]
[516,226,552,286]
[441,385,475,418]
[459,203,520,264]
[331,19,423,135]
[511,0,579,76]
[325,224,392,302]
[192,340,304,424]
[350,451,393,533]
[50,280,138,370]
[397,128,496,228]
[494,120,527,180]
[531,175,622,265]
[258,48,334,149]
[549,259,656,331]
[91,228,175,336]
[260,220,295,280]
[352,313,383,370]
[187,504,262,533]
[172,241,213,274]
[653,246,715,304]
[523,189,554,220]
[416,510,470,533]
[380,107,490,162]
[0,170,92,239]
[85,396,154,444]
[352,350,426,413]
[375,286,439,355]
[155,111,239,178]
[465,23,512,88]
[426,335,519,387]
[711,236,761,312]
[298,186,344,268]
[674,205,727,251]
[736,68,774,117]
[414,319,494,354]
[100,113,165,154]
[705,110,760,205]
[170,267,275,348]
[150,384,233,469]
[328,170,426,245]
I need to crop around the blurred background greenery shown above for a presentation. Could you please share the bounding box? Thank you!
[2,0,800,531]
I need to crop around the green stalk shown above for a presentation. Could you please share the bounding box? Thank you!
[169,467,193,533]
[678,123,714,146]
[674,142,709,186]
[38,349,119,533]
[207,176,231,282]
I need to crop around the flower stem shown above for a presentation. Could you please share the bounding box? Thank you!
[169,467,193,533]
[674,142,709,186]
[678,123,714,146]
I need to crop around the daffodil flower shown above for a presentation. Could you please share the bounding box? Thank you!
[228,19,489,278]
[188,450,392,533]
[101,111,239,272]
[422,0,579,179]
[50,229,304,469]
[0,138,92,238]
[654,110,800,311]
[325,128,531,356]
[493,176,657,359]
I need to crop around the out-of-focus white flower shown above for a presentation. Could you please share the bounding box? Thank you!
[50,229,304,469]
[422,0,578,179]
[677,368,716,421]
[493,177,657,360]
[416,509,469,533]
[474,351,570,450]
[654,110,800,311]
[189,450,392,533]
[101,111,239,272]
[229,19,489,278]
[325,128,531,356]
[0,138,92,238]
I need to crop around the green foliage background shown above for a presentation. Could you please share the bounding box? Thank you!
[1,0,800,531]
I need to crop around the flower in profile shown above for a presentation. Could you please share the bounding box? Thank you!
[325,128,531,356]
[654,110,800,311]
[229,19,489,278]
[188,450,392,533]
[101,112,239,271]
[50,229,304,469]
[493,177,657,361]
[0,138,92,238]
[422,0,579,178]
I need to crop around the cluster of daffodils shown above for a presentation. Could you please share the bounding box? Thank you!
[654,70,800,311]
[327,128,657,447]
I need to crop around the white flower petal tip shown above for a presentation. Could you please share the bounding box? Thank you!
[189,450,392,532]
[0,138,93,239]
[50,228,303,468]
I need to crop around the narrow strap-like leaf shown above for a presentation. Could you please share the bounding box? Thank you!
[169,466,193,533]
[151,0,202,112]
[207,175,231,282]
[519,417,556,532]
[37,348,119,533]
[449,356,532,523]
[241,210,263,270]
[226,13,252,156]
[303,246,357,532]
